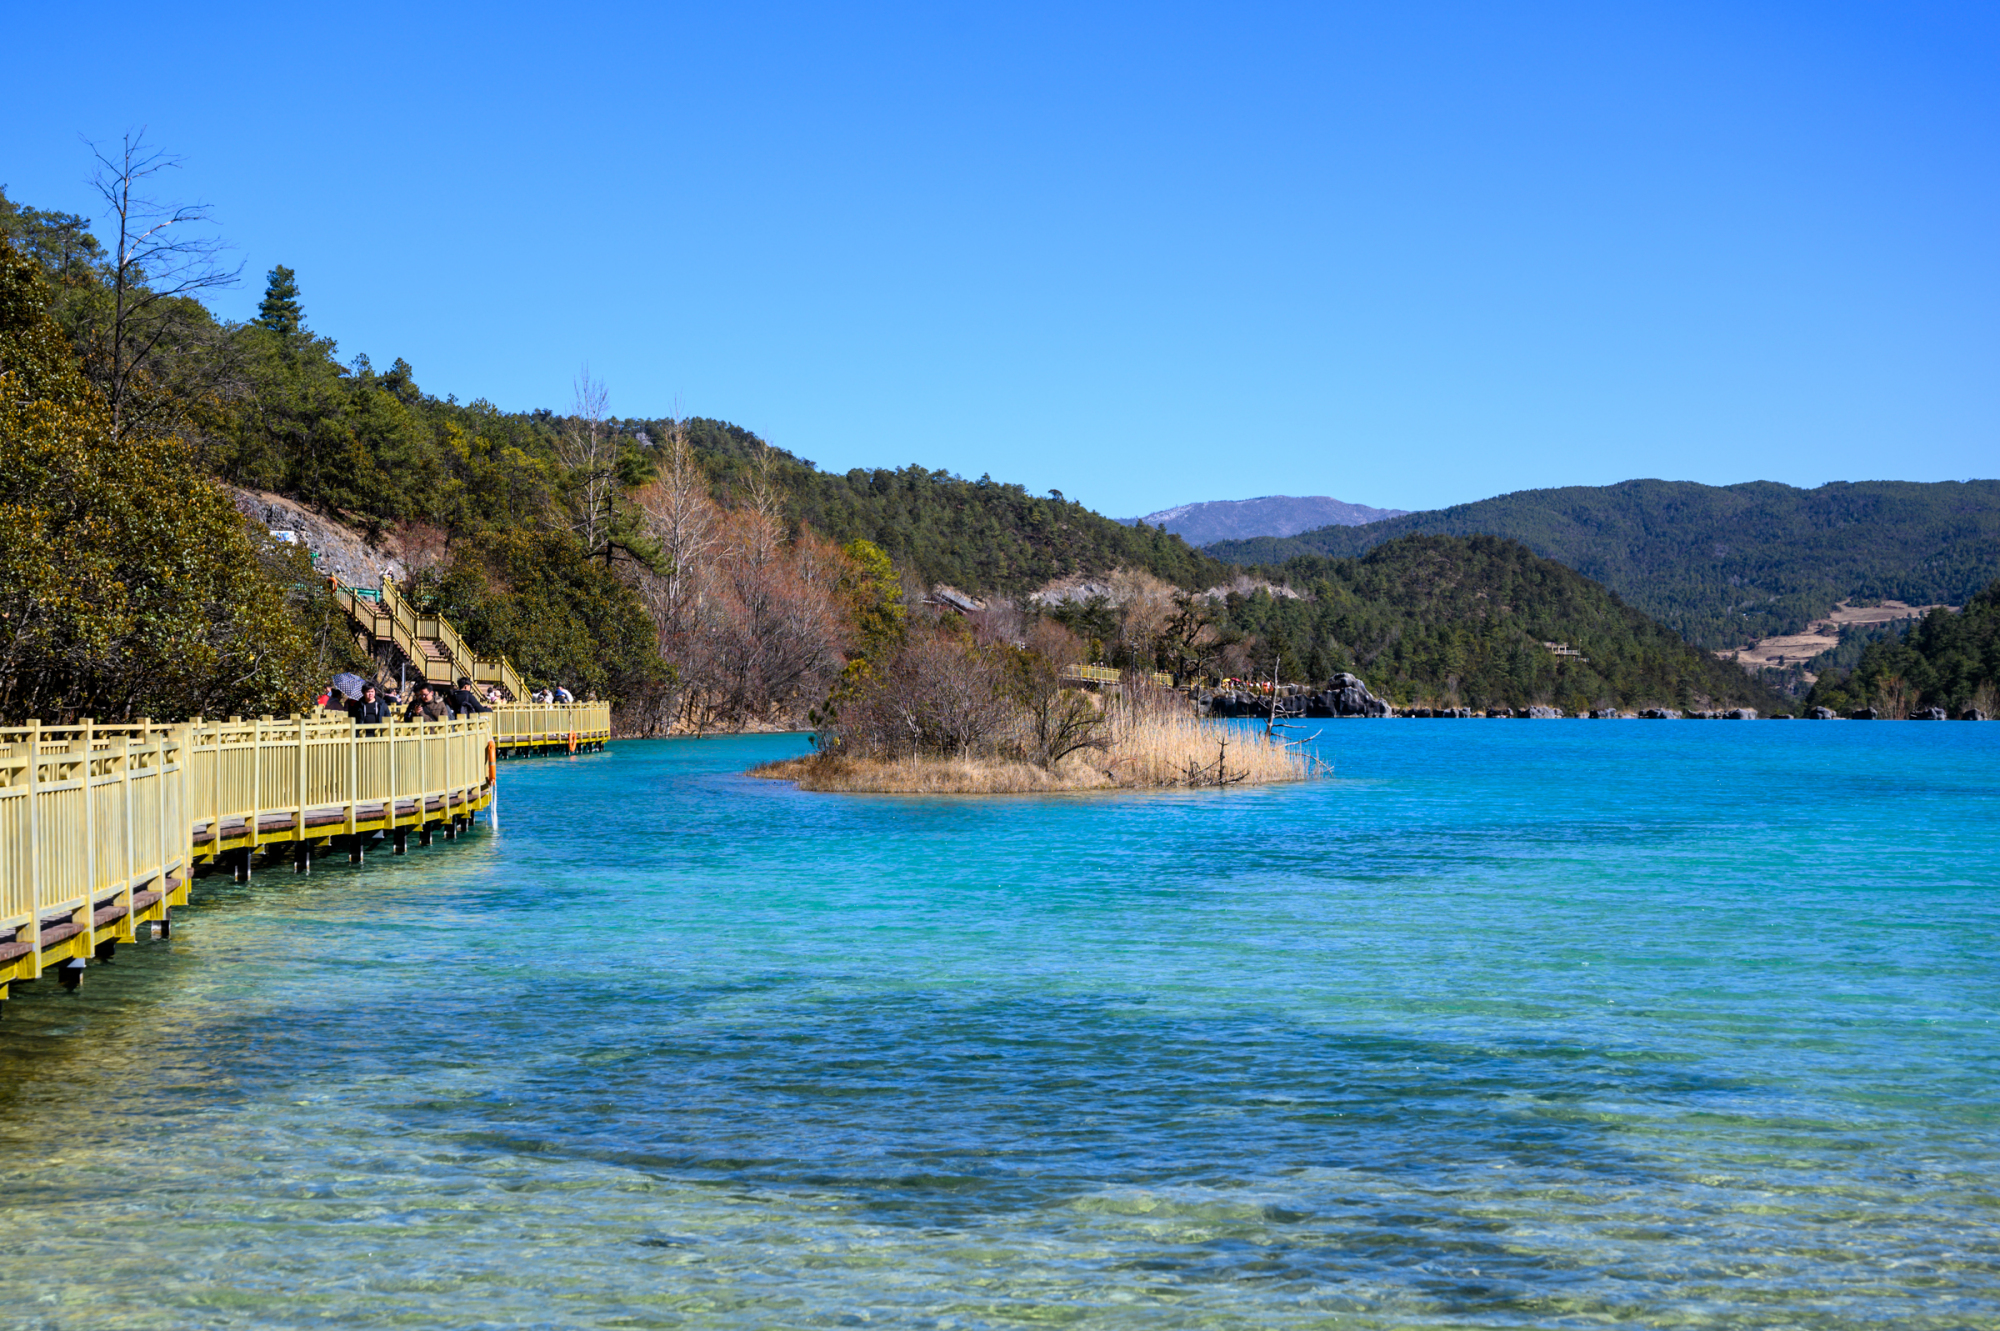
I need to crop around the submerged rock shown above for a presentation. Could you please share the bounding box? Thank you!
[1962,707,1990,721]
[1639,708,1683,720]
[1521,705,1565,719]
[1913,707,1949,721]
[1848,707,1879,720]
[1808,706,1838,720]
[1724,708,1759,720]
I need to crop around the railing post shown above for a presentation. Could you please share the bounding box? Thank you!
[25,721,41,977]
[208,718,221,855]
[386,716,398,832]
[296,715,308,849]
[249,719,262,852]
[158,725,171,884]
[79,718,95,957]
[347,714,358,839]
[120,729,135,929]
[179,720,195,882]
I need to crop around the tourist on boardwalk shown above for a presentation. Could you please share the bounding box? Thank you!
[448,676,491,715]
[404,684,451,723]
[554,684,575,703]
[347,683,392,727]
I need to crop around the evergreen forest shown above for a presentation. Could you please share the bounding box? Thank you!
[1211,479,2000,651]
[1054,536,1781,712]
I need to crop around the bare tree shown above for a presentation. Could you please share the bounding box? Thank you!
[557,367,619,555]
[1014,651,1108,768]
[746,439,786,530]
[86,129,238,438]
[634,417,721,648]
[699,510,844,723]
[840,631,1016,758]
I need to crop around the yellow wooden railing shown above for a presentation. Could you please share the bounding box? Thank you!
[492,703,613,754]
[1,713,500,1001]
[0,720,190,990]
[1060,665,1175,687]
[184,714,494,860]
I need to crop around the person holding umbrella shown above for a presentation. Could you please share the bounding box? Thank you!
[328,672,368,710]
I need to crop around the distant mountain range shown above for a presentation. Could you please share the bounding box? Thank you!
[1206,479,2000,652]
[1120,495,1407,546]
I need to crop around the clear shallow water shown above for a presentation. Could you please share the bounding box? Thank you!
[2,722,1997,1330]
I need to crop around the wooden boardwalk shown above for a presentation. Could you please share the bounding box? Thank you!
[0,703,609,1009]
[1060,665,1176,688]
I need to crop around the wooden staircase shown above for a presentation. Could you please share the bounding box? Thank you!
[330,575,526,700]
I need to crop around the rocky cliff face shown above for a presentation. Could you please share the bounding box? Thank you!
[227,486,406,587]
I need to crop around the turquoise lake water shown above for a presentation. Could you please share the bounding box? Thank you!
[2,722,1997,1329]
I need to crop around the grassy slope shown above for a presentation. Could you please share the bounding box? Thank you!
[1207,479,2000,651]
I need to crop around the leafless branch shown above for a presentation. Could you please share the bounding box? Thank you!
[84,127,239,438]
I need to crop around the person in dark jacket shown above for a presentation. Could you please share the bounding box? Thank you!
[404,685,451,723]
[346,684,392,727]
[448,675,490,715]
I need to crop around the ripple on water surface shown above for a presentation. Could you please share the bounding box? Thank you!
[1,722,1997,1329]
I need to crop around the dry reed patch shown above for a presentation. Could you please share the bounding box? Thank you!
[753,703,1316,794]
[751,752,1113,793]
[1102,699,1310,787]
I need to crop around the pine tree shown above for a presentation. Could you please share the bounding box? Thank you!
[256,264,303,338]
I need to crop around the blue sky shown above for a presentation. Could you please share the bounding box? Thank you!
[7,1,1997,517]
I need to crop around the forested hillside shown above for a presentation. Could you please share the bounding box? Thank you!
[652,418,1227,594]
[1212,536,1779,711]
[1208,479,2000,651]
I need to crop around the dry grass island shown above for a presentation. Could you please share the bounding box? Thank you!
[752,632,1317,794]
